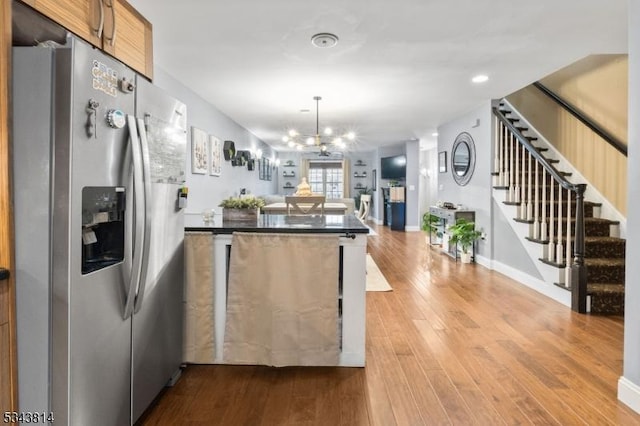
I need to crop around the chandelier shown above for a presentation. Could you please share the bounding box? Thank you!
[281,96,356,155]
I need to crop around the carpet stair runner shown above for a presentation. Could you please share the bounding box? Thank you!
[495,104,626,315]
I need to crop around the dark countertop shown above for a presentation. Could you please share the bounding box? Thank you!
[184,213,370,234]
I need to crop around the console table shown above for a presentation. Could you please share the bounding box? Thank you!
[428,206,476,260]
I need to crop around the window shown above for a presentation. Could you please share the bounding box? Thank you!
[308,161,343,198]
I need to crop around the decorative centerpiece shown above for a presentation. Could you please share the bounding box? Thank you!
[219,196,265,221]
[294,177,313,196]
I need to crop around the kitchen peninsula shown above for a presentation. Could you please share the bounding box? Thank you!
[184,214,368,367]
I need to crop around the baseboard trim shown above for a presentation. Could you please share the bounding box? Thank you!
[619,377,640,414]
[490,259,571,307]
[405,225,420,232]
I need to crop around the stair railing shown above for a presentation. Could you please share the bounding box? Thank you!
[533,82,627,157]
[493,106,588,313]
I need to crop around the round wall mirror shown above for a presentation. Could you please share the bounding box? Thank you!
[451,132,476,186]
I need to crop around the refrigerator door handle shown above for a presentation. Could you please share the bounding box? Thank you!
[123,114,146,319]
[133,117,152,313]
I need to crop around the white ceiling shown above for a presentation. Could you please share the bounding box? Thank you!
[128,0,628,152]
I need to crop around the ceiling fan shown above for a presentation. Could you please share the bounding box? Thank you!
[282,96,355,156]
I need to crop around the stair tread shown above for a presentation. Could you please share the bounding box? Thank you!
[562,217,619,225]
[547,235,625,241]
[585,258,626,267]
[587,283,625,293]
[567,236,625,243]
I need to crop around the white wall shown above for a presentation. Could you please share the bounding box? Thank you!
[404,140,421,230]
[437,101,493,257]
[152,67,278,213]
[619,0,640,414]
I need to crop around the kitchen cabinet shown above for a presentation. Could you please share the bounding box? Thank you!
[26,0,153,79]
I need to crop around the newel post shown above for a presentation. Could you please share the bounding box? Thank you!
[571,184,588,313]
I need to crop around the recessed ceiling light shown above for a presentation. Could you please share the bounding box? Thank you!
[472,75,489,83]
[311,33,339,49]
[432,132,438,137]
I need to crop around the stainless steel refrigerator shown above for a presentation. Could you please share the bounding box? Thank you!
[12,36,186,425]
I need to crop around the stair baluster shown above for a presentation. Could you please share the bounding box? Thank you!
[533,153,540,239]
[548,170,556,262]
[514,139,521,204]
[494,117,500,186]
[508,133,514,202]
[557,182,564,273]
[526,150,533,223]
[565,187,573,287]
[500,122,507,186]
[540,168,548,243]
[519,139,527,219]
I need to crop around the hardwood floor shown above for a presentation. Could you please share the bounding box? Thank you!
[139,223,640,425]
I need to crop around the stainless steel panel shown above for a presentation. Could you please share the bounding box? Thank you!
[57,38,136,426]
[132,80,186,421]
[12,47,55,415]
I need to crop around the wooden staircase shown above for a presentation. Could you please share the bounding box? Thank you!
[493,103,625,315]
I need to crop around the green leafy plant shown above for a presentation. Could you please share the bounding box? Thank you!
[218,196,265,209]
[421,213,442,238]
[447,218,482,254]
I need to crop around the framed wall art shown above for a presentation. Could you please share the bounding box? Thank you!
[191,127,208,174]
[438,151,447,173]
[209,135,222,176]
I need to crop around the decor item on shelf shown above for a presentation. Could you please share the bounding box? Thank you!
[355,159,365,166]
[294,177,313,196]
[285,160,295,166]
[223,140,236,161]
[283,182,294,188]
[201,208,216,223]
[219,196,265,221]
[281,96,356,155]
[447,218,481,263]
[232,150,251,167]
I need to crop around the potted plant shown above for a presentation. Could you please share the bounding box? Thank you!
[218,196,265,221]
[421,213,442,246]
[447,218,482,263]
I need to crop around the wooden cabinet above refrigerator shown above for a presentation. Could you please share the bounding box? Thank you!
[21,0,153,79]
